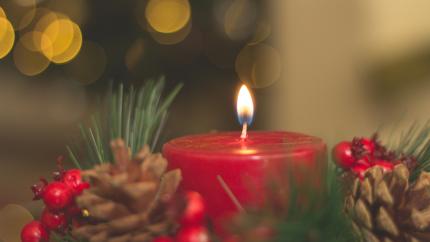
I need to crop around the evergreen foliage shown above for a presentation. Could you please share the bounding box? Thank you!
[67,77,183,169]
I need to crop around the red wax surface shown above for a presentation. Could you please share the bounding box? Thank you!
[163,131,326,221]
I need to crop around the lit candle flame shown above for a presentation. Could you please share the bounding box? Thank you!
[236,84,254,139]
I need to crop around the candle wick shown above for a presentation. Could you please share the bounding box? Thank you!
[240,123,248,139]
[217,175,245,213]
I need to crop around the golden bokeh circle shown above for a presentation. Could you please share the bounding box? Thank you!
[235,44,282,88]
[1,0,36,30]
[0,18,15,59]
[145,0,191,34]
[149,19,191,45]
[65,41,107,85]
[20,31,54,60]
[41,17,75,59]
[45,0,89,25]
[31,10,59,54]
[0,7,6,18]
[0,204,33,242]
[224,0,257,41]
[51,22,82,64]
[248,20,272,46]
[13,31,52,76]
[20,8,51,33]
[14,0,37,7]
[34,10,59,33]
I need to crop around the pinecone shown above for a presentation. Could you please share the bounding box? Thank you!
[345,164,430,242]
[72,139,182,242]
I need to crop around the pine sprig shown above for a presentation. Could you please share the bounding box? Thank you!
[227,167,357,242]
[274,168,356,242]
[67,77,183,168]
[383,121,430,179]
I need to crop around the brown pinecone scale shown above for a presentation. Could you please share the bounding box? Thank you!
[345,164,430,242]
[72,139,182,242]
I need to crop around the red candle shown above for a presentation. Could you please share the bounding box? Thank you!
[163,85,327,222]
[163,131,326,216]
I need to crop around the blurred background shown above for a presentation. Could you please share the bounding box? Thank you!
[1,0,430,216]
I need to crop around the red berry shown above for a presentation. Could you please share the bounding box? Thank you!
[176,226,210,242]
[355,157,371,168]
[373,160,394,172]
[153,236,175,242]
[361,138,375,155]
[40,208,67,231]
[62,169,90,196]
[31,178,48,200]
[352,164,369,180]
[180,191,206,226]
[332,141,355,169]
[21,220,50,242]
[43,182,73,211]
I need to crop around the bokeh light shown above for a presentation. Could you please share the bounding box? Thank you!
[7,8,83,75]
[40,17,75,59]
[65,41,107,85]
[0,7,6,18]
[145,0,191,34]
[149,19,192,45]
[19,7,49,32]
[248,20,271,45]
[13,31,52,76]
[1,0,36,30]
[20,31,46,52]
[51,22,82,64]
[235,43,281,88]
[125,38,144,71]
[0,204,33,242]
[14,0,37,7]
[0,17,15,59]
[224,0,257,41]
[34,9,58,34]
[20,9,54,53]
[45,0,89,25]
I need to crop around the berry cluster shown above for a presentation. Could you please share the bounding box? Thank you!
[153,191,211,242]
[21,158,89,242]
[333,135,417,179]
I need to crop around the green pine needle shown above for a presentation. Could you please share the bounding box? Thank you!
[67,77,183,169]
[227,167,357,242]
[382,121,430,179]
[274,168,356,242]
[66,146,81,169]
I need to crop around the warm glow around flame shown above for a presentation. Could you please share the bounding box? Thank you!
[236,84,254,126]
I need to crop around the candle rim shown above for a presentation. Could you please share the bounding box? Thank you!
[163,130,326,159]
